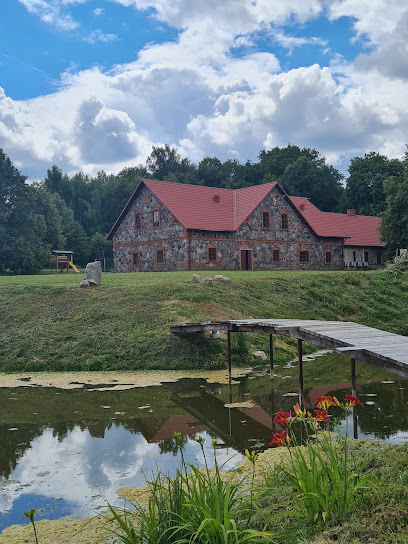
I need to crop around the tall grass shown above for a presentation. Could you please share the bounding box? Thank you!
[106,434,273,543]
[269,396,379,527]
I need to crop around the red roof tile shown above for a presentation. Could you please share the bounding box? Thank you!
[235,183,278,228]
[144,179,236,231]
[289,195,384,246]
[288,196,349,238]
[325,212,385,247]
[107,179,278,237]
[107,179,384,247]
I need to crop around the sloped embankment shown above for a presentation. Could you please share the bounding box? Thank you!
[0,269,407,372]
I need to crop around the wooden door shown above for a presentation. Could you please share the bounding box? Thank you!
[240,250,252,270]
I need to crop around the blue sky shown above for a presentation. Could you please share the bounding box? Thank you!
[0,0,407,179]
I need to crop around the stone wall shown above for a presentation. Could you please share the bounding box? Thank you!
[188,185,343,270]
[112,185,187,272]
[112,183,344,272]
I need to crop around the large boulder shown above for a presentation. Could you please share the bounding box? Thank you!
[84,261,102,286]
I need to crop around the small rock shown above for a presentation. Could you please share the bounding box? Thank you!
[202,277,212,283]
[192,274,200,282]
[214,274,231,281]
[88,279,98,287]
[252,350,267,361]
[79,279,89,288]
[210,331,220,339]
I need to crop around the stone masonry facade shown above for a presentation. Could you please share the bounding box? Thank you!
[112,183,344,272]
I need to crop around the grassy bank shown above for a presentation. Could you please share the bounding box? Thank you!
[1,269,407,372]
[3,439,407,544]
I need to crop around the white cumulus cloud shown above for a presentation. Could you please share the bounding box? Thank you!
[2,0,408,180]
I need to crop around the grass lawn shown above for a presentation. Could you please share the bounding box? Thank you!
[1,268,408,372]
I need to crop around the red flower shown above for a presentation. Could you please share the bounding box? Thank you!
[345,394,364,407]
[314,409,330,422]
[273,411,291,426]
[316,396,336,410]
[269,431,287,447]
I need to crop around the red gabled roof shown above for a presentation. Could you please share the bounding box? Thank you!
[107,179,278,237]
[325,212,385,247]
[144,179,235,231]
[235,183,278,228]
[107,179,383,247]
[288,196,349,238]
[289,196,384,247]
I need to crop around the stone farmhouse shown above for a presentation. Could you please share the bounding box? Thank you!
[107,179,385,272]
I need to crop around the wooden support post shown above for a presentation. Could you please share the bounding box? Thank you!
[269,333,274,380]
[351,358,358,439]
[298,339,304,407]
[270,381,276,432]
[227,331,232,383]
[351,358,356,396]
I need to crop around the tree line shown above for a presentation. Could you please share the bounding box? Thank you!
[1,144,407,274]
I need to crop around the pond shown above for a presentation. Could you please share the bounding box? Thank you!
[1,352,408,532]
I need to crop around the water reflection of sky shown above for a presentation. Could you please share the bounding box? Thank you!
[0,426,239,530]
[1,361,408,532]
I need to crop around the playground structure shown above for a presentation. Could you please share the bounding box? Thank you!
[50,250,80,273]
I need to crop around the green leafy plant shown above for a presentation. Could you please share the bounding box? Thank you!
[270,395,378,526]
[106,433,273,543]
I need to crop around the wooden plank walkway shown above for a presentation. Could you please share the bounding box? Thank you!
[170,319,408,379]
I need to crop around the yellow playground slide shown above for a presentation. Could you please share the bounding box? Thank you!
[68,261,80,273]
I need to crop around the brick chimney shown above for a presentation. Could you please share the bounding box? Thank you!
[213,194,220,203]
[347,209,356,216]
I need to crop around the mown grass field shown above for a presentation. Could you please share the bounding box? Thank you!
[1,268,408,372]
[1,269,408,544]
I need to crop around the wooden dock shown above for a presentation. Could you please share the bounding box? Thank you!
[170,318,408,406]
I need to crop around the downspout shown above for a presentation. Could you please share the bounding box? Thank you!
[342,238,345,269]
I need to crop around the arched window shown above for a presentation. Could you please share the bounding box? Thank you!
[207,244,217,263]
[134,210,142,231]
[272,247,281,263]
[156,247,165,265]
[324,250,332,265]
[152,208,161,229]
[280,211,289,230]
[262,209,270,230]
[132,250,140,267]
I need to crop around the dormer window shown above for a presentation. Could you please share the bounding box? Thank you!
[152,208,160,229]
